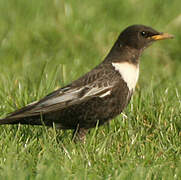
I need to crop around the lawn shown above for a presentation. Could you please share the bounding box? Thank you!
[0,0,180,179]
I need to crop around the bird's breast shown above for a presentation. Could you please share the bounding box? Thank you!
[112,62,139,91]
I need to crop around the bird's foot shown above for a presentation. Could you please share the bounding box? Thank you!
[72,126,88,143]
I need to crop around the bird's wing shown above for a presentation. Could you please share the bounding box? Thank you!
[5,66,117,119]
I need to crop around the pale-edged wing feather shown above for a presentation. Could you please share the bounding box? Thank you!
[5,66,117,119]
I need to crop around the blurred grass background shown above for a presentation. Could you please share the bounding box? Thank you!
[0,0,180,179]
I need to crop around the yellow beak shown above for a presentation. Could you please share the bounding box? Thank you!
[150,33,174,41]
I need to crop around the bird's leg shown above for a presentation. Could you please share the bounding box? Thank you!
[72,125,88,143]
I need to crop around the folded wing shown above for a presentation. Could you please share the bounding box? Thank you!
[3,69,116,121]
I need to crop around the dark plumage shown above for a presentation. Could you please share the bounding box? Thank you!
[0,25,173,141]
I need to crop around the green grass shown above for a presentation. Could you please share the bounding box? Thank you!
[0,0,181,179]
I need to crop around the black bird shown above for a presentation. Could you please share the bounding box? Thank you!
[0,25,173,141]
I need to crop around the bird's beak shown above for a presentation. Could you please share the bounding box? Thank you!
[150,33,174,41]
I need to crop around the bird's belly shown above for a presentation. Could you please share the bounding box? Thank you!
[46,88,131,129]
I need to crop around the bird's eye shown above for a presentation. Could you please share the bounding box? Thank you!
[141,31,147,37]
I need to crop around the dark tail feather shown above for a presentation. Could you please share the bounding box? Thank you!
[0,116,44,126]
[0,101,43,125]
[0,118,16,125]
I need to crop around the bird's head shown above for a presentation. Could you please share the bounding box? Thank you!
[118,25,174,50]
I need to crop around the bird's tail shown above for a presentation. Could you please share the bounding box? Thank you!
[0,100,42,125]
[0,116,28,125]
[0,116,44,126]
[0,118,14,125]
